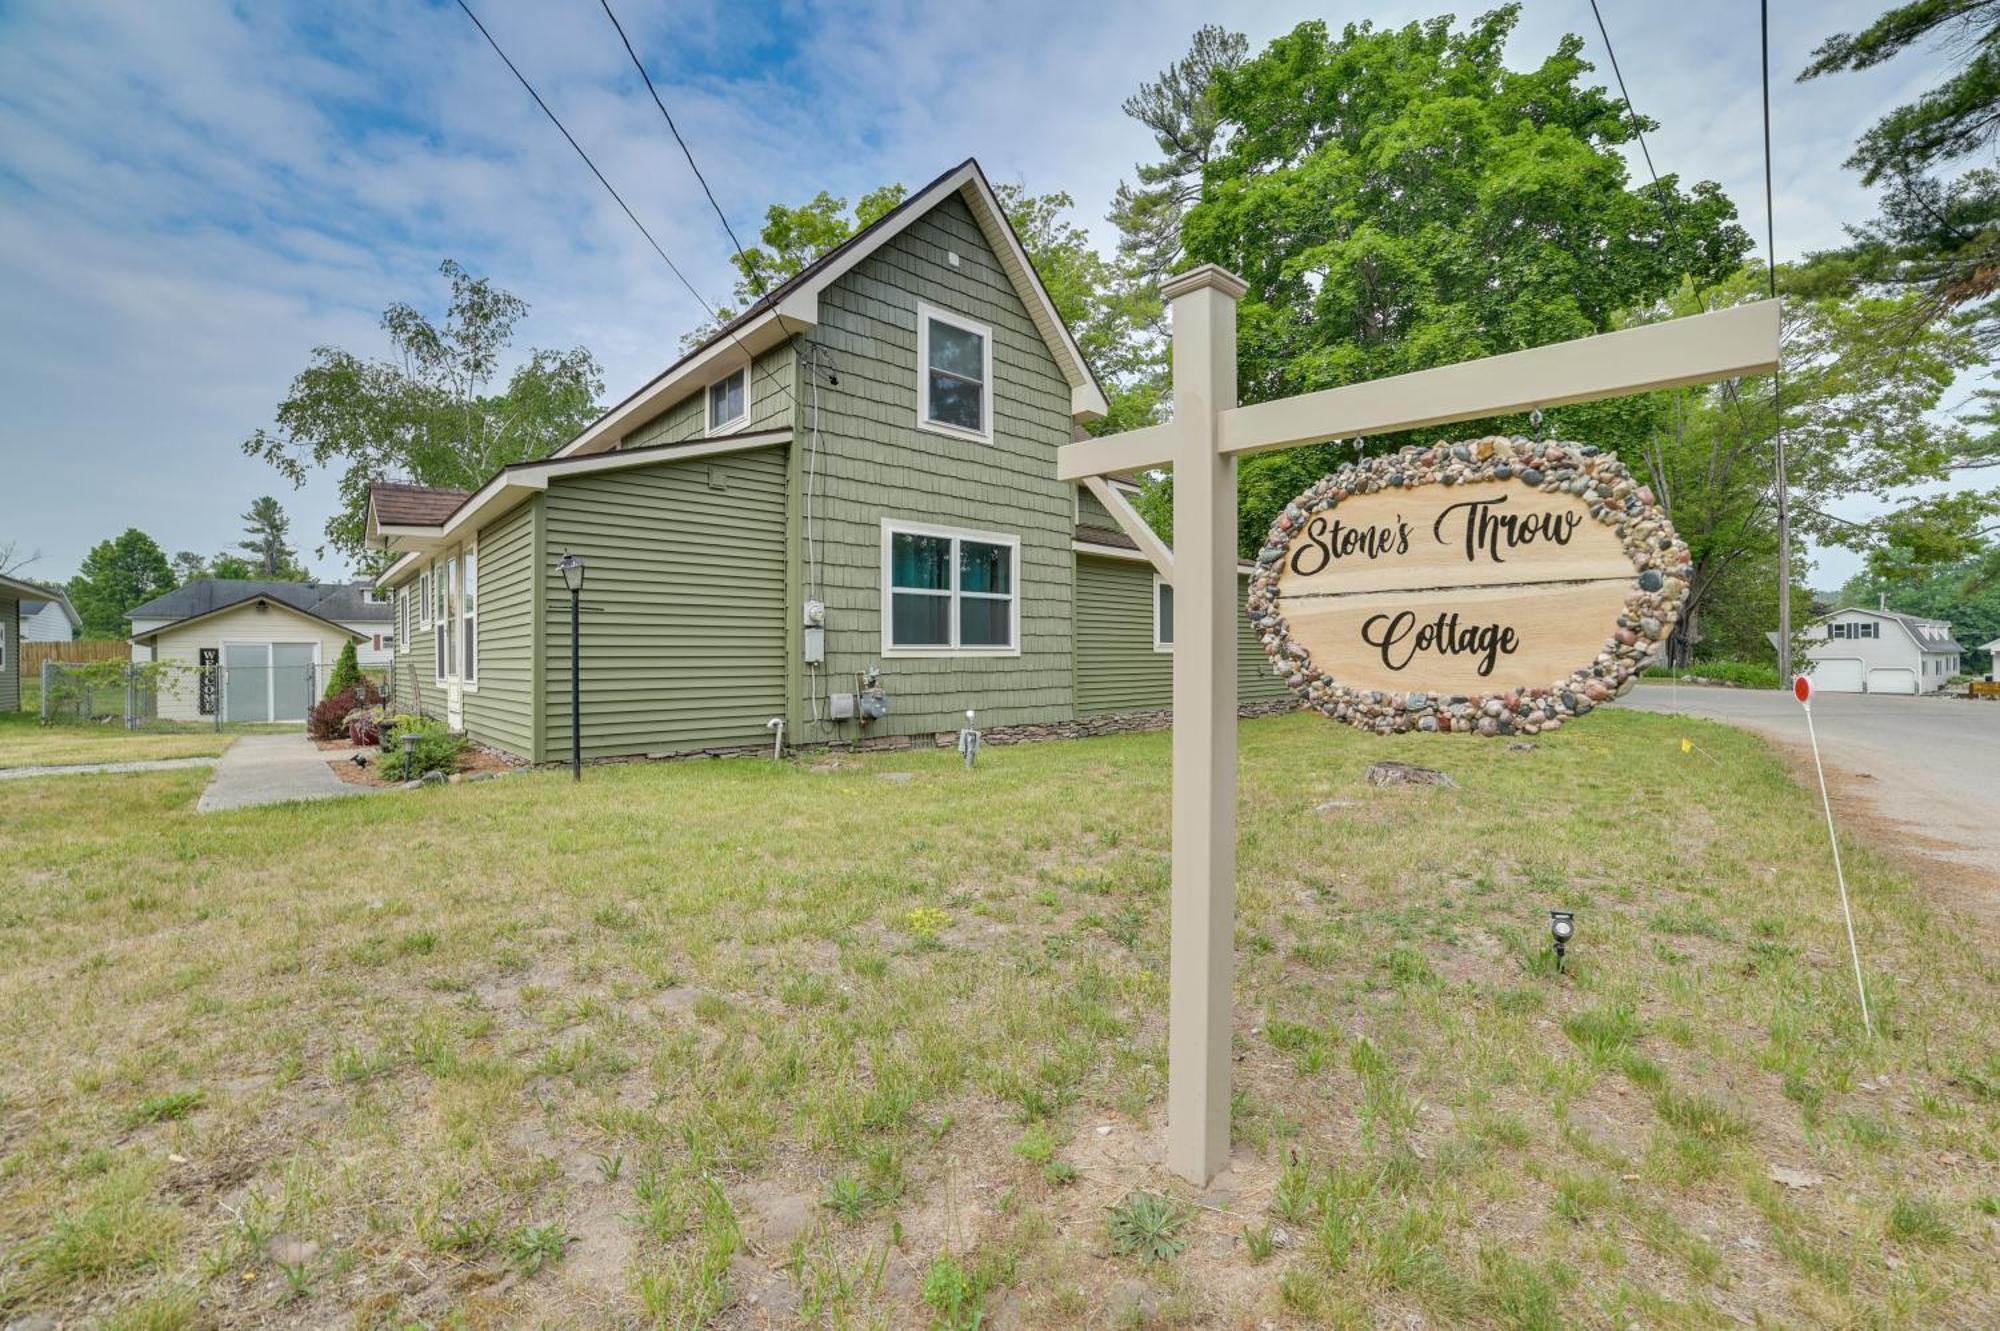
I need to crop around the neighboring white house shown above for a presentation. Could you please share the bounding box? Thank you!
[125,581,388,722]
[1982,637,2000,683]
[17,594,80,642]
[1793,604,1964,695]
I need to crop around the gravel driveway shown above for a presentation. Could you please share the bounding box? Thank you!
[1617,683,2000,880]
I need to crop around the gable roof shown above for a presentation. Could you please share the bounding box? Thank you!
[1,578,80,628]
[547,157,1108,463]
[128,592,368,646]
[127,579,391,627]
[18,596,83,630]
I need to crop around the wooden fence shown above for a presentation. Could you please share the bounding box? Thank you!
[23,640,131,673]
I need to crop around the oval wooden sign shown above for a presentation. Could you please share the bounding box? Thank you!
[1246,436,1690,736]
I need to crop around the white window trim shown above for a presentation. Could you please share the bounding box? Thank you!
[460,540,479,691]
[705,364,752,436]
[1153,574,1174,653]
[418,571,431,630]
[879,518,1020,659]
[915,301,994,444]
[433,559,449,686]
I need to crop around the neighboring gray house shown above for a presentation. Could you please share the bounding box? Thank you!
[1795,604,1964,694]
[18,594,80,643]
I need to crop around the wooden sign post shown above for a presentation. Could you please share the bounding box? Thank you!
[1057,271,1780,1185]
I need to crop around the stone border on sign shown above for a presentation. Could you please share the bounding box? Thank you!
[1245,435,1690,736]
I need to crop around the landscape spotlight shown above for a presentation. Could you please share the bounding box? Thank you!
[1549,910,1575,973]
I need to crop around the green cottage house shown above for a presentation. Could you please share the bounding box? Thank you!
[367,159,1286,763]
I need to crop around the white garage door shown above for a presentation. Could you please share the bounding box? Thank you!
[1866,667,1917,695]
[1812,658,1865,693]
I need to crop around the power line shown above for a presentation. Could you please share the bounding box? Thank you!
[452,0,712,316]
[1762,0,1794,682]
[454,0,785,406]
[1586,1,1664,197]
[595,0,799,408]
[596,0,759,292]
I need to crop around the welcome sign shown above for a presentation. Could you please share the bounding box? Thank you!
[1246,436,1689,735]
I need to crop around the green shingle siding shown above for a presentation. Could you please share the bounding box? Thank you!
[622,349,794,448]
[793,193,1076,740]
[461,499,536,759]
[541,446,789,759]
[1074,555,1289,716]
[1,597,18,713]
[1076,485,1115,529]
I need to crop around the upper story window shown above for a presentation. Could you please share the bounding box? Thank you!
[1154,576,1175,652]
[916,302,992,443]
[881,520,1018,657]
[707,366,749,434]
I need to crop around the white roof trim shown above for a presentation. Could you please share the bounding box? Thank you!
[547,159,1106,464]
[376,428,792,588]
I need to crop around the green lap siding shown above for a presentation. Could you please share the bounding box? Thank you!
[1074,556,1289,716]
[541,446,789,759]
[793,192,1077,741]
[623,349,794,447]
[462,500,536,758]
[1075,556,1168,714]
[1,597,18,713]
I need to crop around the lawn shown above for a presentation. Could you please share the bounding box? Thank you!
[0,712,239,770]
[0,711,1994,1329]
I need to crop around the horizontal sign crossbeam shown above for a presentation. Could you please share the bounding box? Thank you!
[1054,299,1781,480]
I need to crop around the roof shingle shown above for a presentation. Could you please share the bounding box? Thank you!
[372,482,472,527]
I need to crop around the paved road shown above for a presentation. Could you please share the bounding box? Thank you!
[197,734,368,813]
[1617,683,2000,877]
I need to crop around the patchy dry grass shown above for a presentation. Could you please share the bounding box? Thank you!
[0,712,238,769]
[0,710,1995,1328]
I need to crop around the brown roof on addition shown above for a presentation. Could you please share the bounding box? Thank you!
[372,482,472,527]
[1074,523,1139,551]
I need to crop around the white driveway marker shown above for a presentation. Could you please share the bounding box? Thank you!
[1794,675,1872,1037]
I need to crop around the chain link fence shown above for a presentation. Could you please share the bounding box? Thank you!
[37,659,382,731]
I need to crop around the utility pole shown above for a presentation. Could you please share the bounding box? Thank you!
[1762,0,1792,680]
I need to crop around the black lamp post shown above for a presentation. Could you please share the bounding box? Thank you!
[558,552,586,781]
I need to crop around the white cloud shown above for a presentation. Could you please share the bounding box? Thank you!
[0,0,1973,592]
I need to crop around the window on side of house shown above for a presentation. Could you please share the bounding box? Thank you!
[1154,576,1174,652]
[916,302,992,442]
[707,365,748,434]
[881,521,1018,655]
[462,542,478,685]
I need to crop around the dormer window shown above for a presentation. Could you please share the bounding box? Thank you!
[916,302,992,442]
[707,366,749,434]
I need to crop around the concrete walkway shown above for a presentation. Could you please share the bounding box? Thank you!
[197,734,366,813]
[0,756,221,781]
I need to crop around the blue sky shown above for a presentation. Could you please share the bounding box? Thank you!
[0,0,1954,589]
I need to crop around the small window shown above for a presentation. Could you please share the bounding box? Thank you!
[707,366,748,434]
[1154,577,1174,652]
[1831,623,1846,639]
[881,521,1018,656]
[462,543,478,684]
[419,572,431,629]
[916,303,992,442]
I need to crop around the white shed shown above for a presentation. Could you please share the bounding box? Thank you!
[1797,606,1964,694]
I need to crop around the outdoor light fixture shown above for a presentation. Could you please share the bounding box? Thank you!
[557,552,586,781]
[1549,910,1575,973]
[401,730,418,783]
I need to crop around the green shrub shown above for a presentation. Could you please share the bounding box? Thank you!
[325,641,362,699]
[1642,659,1781,689]
[379,714,465,780]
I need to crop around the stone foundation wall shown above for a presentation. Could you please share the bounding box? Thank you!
[558,696,1303,765]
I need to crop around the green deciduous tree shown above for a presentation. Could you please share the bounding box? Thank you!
[1575,267,1978,665]
[244,260,604,566]
[1126,8,1752,553]
[67,528,175,638]
[237,496,303,579]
